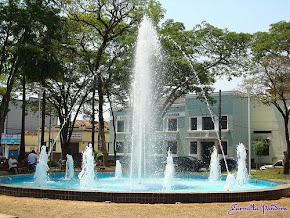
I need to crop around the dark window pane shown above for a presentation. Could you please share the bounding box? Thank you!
[190,141,197,154]
[167,141,177,154]
[202,117,214,130]
[116,141,124,153]
[221,141,227,155]
[168,118,177,131]
[190,117,197,130]
[221,116,227,129]
[117,120,125,132]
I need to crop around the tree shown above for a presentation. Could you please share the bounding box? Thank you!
[252,138,269,169]
[45,46,91,159]
[158,20,252,117]
[248,21,290,174]
[20,0,63,151]
[0,0,27,142]
[66,0,164,166]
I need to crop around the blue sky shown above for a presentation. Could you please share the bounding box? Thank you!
[158,0,290,33]
[158,0,290,91]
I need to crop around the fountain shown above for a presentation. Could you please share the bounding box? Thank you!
[115,160,122,178]
[130,15,162,182]
[208,147,221,182]
[34,145,49,186]
[0,16,287,204]
[65,154,74,180]
[78,144,95,189]
[163,149,175,191]
[236,143,248,185]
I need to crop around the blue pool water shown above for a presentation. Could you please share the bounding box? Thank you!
[0,173,278,192]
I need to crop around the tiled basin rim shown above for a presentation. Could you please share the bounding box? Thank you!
[0,175,289,203]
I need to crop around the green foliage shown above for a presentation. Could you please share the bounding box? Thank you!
[158,20,252,114]
[252,139,269,156]
[252,21,290,61]
[48,160,58,168]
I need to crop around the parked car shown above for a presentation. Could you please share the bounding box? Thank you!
[173,156,203,172]
[219,158,237,172]
[260,160,283,170]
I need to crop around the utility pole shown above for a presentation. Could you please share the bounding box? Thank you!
[247,87,252,176]
[218,90,222,154]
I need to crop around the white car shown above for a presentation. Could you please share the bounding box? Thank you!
[260,160,283,170]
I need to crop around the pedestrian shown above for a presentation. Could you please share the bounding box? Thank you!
[8,153,18,174]
[28,150,39,171]
[282,151,287,166]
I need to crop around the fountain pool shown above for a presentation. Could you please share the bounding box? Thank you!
[0,173,289,203]
[1,16,289,204]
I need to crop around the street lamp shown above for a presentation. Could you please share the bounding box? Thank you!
[246,86,252,176]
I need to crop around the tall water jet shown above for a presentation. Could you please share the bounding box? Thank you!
[34,146,49,186]
[65,154,74,180]
[130,15,162,182]
[115,160,122,178]
[78,144,95,189]
[163,149,174,191]
[236,143,248,185]
[209,147,221,182]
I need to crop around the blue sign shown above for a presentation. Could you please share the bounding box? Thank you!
[1,134,21,144]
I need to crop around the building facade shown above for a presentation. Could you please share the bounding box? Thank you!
[109,91,289,166]
[1,98,57,159]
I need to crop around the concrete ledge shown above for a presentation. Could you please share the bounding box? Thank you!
[0,179,289,204]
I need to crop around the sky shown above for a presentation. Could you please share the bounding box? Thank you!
[158,0,290,91]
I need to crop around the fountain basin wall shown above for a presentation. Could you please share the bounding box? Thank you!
[0,174,289,203]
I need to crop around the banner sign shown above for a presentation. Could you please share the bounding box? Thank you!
[1,134,21,144]
[70,133,82,140]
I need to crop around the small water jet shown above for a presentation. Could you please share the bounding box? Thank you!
[208,147,221,182]
[224,173,236,191]
[236,143,248,185]
[163,149,175,191]
[78,144,95,189]
[115,160,122,178]
[34,146,49,186]
[65,154,74,180]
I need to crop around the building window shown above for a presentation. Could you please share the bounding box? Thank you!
[221,116,228,129]
[168,118,177,131]
[202,117,214,130]
[190,141,197,154]
[167,141,177,154]
[190,117,197,130]
[117,120,125,132]
[221,141,227,155]
[116,141,124,153]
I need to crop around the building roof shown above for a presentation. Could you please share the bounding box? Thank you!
[73,120,110,130]
[24,130,37,136]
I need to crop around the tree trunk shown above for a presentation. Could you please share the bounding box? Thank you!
[107,94,117,163]
[91,76,96,152]
[19,76,26,161]
[41,89,46,148]
[283,115,289,174]
[97,74,108,166]
[0,67,17,140]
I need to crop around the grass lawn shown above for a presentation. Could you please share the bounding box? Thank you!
[250,168,290,180]
[191,168,290,180]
